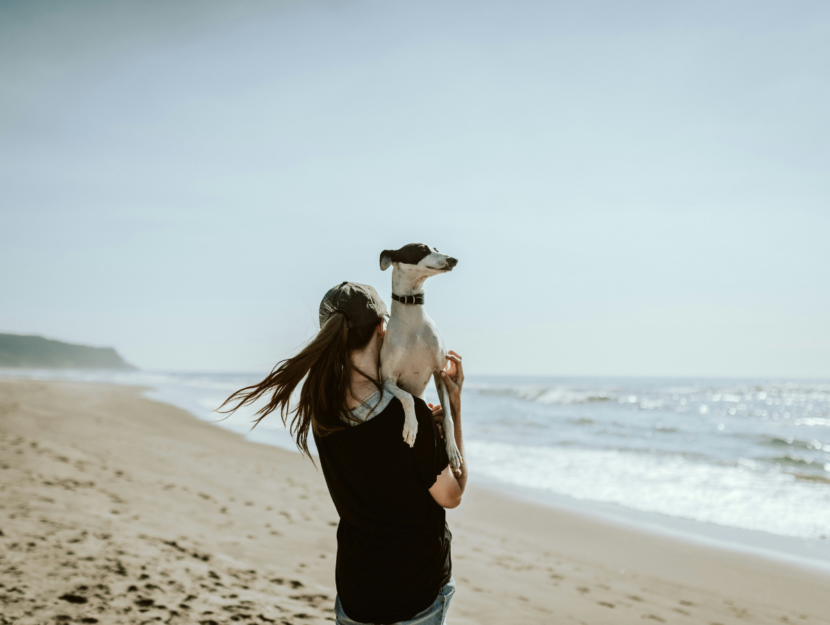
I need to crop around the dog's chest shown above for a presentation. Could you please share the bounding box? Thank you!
[401,324,445,363]
[385,319,446,395]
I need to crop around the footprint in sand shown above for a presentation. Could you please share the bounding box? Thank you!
[59,593,88,604]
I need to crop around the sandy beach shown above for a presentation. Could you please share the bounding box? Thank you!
[1,378,828,625]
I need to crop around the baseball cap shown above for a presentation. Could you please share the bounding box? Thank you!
[319,281,387,329]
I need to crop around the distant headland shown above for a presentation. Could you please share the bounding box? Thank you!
[0,333,136,370]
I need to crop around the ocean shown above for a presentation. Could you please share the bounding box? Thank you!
[4,369,829,562]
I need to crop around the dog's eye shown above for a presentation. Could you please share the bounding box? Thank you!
[434,248,439,252]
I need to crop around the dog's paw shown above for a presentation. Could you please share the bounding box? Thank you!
[402,417,418,448]
[446,441,463,469]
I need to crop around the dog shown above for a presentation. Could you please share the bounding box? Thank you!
[379,243,463,470]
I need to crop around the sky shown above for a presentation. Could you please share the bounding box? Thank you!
[1,0,829,377]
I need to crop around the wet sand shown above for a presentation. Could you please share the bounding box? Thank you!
[1,378,828,624]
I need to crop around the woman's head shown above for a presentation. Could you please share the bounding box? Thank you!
[318,281,387,331]
[218,282,387,458]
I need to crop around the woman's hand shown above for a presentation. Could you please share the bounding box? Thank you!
[441,351,464,416]
[428,351,464,439]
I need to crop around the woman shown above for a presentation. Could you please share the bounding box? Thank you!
[220,281,467,625]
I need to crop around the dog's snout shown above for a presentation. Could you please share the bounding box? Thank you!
[446,257,458,268]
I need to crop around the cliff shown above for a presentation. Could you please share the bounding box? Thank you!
[0,334,136,370]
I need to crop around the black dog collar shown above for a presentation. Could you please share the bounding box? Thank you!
[392,292,425,305]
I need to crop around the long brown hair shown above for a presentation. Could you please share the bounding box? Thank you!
[217,312,382,458]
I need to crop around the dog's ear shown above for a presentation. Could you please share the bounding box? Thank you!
[379,249,395,271]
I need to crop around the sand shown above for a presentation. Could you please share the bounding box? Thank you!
[1,378,828,625]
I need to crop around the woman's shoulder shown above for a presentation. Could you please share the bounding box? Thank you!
[336,393,433,432]
[384,394,432,417]
[349,389,394,423]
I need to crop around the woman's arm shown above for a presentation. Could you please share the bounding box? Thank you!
[429,352,467,508]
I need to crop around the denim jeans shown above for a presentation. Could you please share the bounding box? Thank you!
[334,577,456,625]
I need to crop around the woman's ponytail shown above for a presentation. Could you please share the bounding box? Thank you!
[218,311,380,458]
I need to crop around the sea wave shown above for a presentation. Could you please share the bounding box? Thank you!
[759,436,819,449]
[768,455,825,468]
[468,440,830,539]
[473,384,613,405]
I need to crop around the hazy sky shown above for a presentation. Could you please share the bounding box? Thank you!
[1,0,828,377]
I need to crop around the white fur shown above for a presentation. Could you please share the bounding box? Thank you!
[380,248,463,469]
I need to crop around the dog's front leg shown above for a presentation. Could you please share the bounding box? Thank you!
[383,379,418,447]
[434,373,463,470]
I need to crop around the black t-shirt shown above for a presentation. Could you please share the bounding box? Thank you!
[313,396,452,625]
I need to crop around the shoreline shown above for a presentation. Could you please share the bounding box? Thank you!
[2,378,829,624]
[6,367,829,558]
[482,479,830,575]
[119,369,830,568]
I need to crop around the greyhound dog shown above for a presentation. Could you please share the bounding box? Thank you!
[379,243,463,470]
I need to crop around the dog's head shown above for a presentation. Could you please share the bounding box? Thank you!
[379,243,458,276]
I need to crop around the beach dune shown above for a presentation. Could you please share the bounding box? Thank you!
[1,379,828,624]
